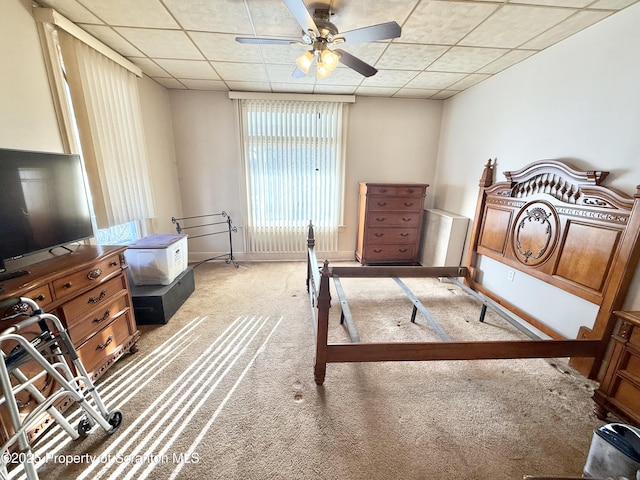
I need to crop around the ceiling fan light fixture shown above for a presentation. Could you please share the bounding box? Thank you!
[320,49,339,71]
[296,50,314,74]
[317,60,331,79]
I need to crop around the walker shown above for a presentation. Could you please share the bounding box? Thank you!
[0,296,123,479]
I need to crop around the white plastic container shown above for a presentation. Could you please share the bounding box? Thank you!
[583,423,640,479]
[125,234,188,286]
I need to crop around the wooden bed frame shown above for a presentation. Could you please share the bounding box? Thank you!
[306,159,640,386]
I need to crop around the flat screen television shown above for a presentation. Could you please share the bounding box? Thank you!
[0,148,94,280]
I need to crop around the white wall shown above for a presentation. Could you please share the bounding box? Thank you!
[435,3,640,329]
[138,75,183,235]
[168,93,443,261]
[0,0,62,151]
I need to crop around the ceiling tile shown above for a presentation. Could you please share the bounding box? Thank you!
[476,50,537,74]
[178,79,228,91]
[244,0,306,37]
[405,71,467,90]
[375,44,449,70]
[37,0,103,24]
[588,0,638,8]
[213,62,269,82]
[190,32,266,63]
[448,73,492,90]
[459,5,577,48]
[154,59,220,80]
[162,0,254,33]
[270,83,315,94]
[356,86,401,97]
[115,28,204,60]
[78,0,178,28]
[393,88,442,99]
[514,0,593,6]
[401,1,499,44]
[520,10,613,50]
[227,81,272,92]
[152,78,187,89]
[431,90,458,100]
[313,85,358,95]
[427,46,509,73]
[319,0,418,33]
[360,70,419,88]
[334,43,388,68]
[266,64,315,84]
[127,57,171,77]
[78,24,143,56]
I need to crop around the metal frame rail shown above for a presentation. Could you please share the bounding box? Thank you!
[171,211,238,268]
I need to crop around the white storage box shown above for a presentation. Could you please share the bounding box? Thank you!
[125,234,188,286]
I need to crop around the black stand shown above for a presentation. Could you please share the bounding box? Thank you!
[171,211,238,268]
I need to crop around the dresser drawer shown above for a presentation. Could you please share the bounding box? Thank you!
[67,291,129,345]
[76,312,133,375]
[367,196,424,212]
[366,212,421,228]
[52,253,122,300]
[22,284,54,310]
[364,245,417,262]
[59,275,127,321]
[365,227,418,245]
[367,185,397,196]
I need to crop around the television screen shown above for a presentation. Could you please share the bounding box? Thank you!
[0,148,94,272]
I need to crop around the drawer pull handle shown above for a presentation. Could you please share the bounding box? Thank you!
[87,268,103,280]
[96,335,113,351]
[373,249,382,253]
[400,233,409,237]
[376,217,386,222]
[402,217,412,222]
[64,282,72,289]
[399,248,408,253]
[88,290,107,304]
[377,202,387,207]
[404,202,414,207]
[379,189,387,193]
[93,310,111,323]
[406,189,415,193]
[36,294,46,301]
[109,261,118,267]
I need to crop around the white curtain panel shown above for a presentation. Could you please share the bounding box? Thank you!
[240,99,344,254]
[57,30,154,229]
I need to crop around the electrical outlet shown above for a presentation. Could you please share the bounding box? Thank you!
[507,270,515,282]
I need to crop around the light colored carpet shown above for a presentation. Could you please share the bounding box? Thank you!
[21,261,606,480]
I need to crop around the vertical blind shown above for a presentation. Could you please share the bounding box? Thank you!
[240,99,344,254]
[56,29,154,229]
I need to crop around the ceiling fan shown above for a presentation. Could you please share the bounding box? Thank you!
[236,0,401,78]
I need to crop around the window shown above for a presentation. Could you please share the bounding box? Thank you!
[239,99,345,254]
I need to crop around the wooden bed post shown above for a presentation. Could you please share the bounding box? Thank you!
[314,260,331,386]
[577,185,640,378]
[464,159,495,288]
[306,221,315,293]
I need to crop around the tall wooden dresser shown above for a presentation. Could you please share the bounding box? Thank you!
[356,182,429,265]
[0,245,139,444]
[593,310,640,426]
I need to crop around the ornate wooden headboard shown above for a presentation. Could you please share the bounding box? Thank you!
[466,159,640,377]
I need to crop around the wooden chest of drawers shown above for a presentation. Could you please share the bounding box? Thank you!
[593,311,640,426]
[0,245,139,443]
[355,183,429,265]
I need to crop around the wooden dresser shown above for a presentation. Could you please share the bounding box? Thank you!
[593,311,640,426]
[0,245,139,443]
[356,182,428,265]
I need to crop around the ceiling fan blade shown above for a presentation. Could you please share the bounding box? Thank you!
[334,49,377,77]
[283,0,319,36]
[292,67,307,78]
[236,36,300,45]
[337,21,401,45]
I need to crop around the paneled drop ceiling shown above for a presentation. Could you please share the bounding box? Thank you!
[35,0,640,99]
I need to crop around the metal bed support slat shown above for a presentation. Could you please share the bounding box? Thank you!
[333,276,360,343]
[392,277,452,342]
[446,275,543,340]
